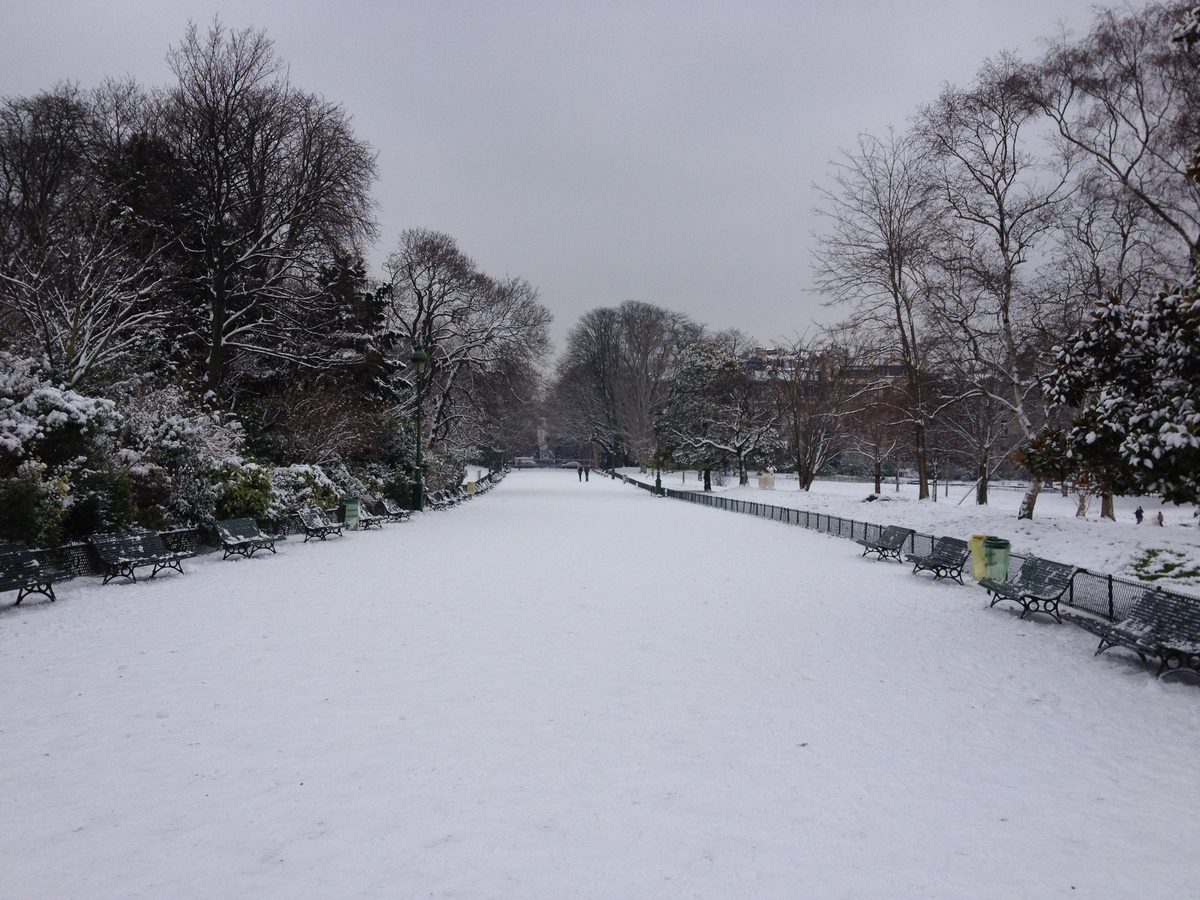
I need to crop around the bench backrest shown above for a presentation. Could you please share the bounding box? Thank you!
[1011,557,1075,596]
[877,525,914,549]
[216,518,261,541]
[0,546,40,590]
[382,498,404,515]
[89,530,170,563]
[298,507,332,528]
[931,536,969,562]
[1121,590,1200,648]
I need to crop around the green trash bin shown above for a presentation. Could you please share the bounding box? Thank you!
[340,497,360,530]
[982,536,1011,582]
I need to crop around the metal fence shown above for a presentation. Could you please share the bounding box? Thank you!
[615,471,1199,623]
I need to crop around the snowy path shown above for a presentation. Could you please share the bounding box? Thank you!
[2,470,1198,898]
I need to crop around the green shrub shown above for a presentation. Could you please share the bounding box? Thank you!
[63,465,137,539]
[211,463,273,520]
[0,461,68,547]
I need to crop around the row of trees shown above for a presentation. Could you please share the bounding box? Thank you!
[810,1,1200,517]
[544,2,1200,518]
[0,21,549,545]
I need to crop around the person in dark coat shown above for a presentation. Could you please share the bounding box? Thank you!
[577,463,583,482]
[1134,505,1144,524]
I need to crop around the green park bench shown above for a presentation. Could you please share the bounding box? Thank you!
[214,517,286,559]
[906,536,971,584]
[296,507,344,542]
[379,498,411,522]
[1076,588,1200,679]
[854,525,914,562]
[0,542,71,605]
[428,488,464,510]
[352,500,385,530]
[89,530,196,584]
[981,556,1076,623]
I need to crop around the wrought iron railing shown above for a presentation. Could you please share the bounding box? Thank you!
[612,470,1198,622]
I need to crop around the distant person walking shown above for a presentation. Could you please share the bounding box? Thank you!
[577,463,583,482]
[1155,511,1165,526]
[1134,505,1144,524]
[584,464,590,482]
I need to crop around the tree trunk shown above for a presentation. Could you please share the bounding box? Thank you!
[738,459,748,485]
[1076,492,1088,517]
[873,459,882,494]
[975,462,988,505]
[207,289,225,394]
[1017,477,1042,520]
[914,422,929,500]
[1100,490,1115,521]
[703,467,712,491]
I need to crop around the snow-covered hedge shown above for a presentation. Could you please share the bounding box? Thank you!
[0,353,117,469]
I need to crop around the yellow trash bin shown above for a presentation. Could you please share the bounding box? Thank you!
[968,534,989,581]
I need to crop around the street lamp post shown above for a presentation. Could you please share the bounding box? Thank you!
[411,347,428,512]
[653,406,664,496]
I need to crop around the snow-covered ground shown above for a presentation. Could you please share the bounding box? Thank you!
[632,469,1200,591]
[2,469,1198,898]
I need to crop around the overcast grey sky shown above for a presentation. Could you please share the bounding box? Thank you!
[1,0,1108,351]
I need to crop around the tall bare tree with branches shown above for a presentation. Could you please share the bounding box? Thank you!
[159,19,378,398]
[813,128,939,499]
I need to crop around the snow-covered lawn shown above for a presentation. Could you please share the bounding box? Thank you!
[2,470,1197,898]
[640,469,1200,590]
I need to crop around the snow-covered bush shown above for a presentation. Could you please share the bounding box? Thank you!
[115,387,244,524]
[267,464,340,520]
[0,353,118,474]
[1050,279,1200,506]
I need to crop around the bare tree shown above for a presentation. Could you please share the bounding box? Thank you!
[0,85,168,387]
[766,338,854,490]
[550,301,700,465]
[843,379,905,495]
[159,19,378,397]
[917,53,1070,518]
[812,128,939,498]
[1036,3,1200,267]
[384,229,551,460]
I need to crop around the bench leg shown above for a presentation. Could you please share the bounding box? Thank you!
[15,582,56,605]
[1018,597,1062,624]
[150,560,184,579]
[1156,650,1200,679]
